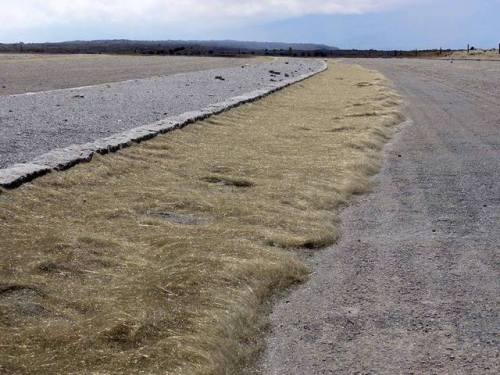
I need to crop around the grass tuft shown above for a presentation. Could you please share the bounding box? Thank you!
[201,175,255,187]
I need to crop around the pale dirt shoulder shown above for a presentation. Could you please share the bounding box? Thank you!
[258,58,499,375]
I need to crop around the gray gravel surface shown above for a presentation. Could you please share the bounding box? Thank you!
[259,59,500,374]
[0,54,260,95]
[0,59,322,168]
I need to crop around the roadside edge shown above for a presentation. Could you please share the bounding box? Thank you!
[0,60,327,189]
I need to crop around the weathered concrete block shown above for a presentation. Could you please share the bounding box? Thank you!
[0,163,51,188]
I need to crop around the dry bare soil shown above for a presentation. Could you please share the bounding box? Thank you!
[0,62,402,374]
[0,54,260,95]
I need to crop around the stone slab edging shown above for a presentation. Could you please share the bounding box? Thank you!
[0,61,328,189]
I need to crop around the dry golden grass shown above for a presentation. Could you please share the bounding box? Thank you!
[0,62,403,374]
[449,49,500,60]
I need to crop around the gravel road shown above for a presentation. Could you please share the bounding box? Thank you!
[0,59,322,168]
[260,59,500,374]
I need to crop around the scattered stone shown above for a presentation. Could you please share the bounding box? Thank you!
[72,94,85,99]
[215,76,226,81]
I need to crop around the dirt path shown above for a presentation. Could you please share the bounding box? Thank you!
[259,59,500,374]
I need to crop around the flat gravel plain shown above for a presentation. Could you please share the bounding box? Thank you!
[260,59,500,374]
[0,54,259,95]
[0,58,322,168]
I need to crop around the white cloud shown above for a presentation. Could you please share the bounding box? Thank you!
[0,0,415,32]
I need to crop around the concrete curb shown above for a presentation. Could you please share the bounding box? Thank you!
[0,61,328,189]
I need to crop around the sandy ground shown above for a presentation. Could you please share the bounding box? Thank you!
[0,58,322,168]
[259,59,500,374]
[0,54,261,95]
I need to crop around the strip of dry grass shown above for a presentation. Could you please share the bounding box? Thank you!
[0,62,403,374]
[449,49,500,60]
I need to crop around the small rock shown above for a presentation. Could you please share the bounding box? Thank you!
[214,76,225,81]
[72,94,85,99]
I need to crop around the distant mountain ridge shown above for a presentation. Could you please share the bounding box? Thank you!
[179,39,338,51]
[0,40,449,58]
[0,39,338,53]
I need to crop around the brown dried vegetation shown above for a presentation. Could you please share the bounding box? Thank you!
[0,62,402,374]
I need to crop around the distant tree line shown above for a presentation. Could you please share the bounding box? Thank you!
[0,40,452,58]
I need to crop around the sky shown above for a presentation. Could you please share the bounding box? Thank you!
[0,0,498,49]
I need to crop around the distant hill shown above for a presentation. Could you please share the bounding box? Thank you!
[182,40,338,51]
[0,39,338,56]
[0,40,451,58]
